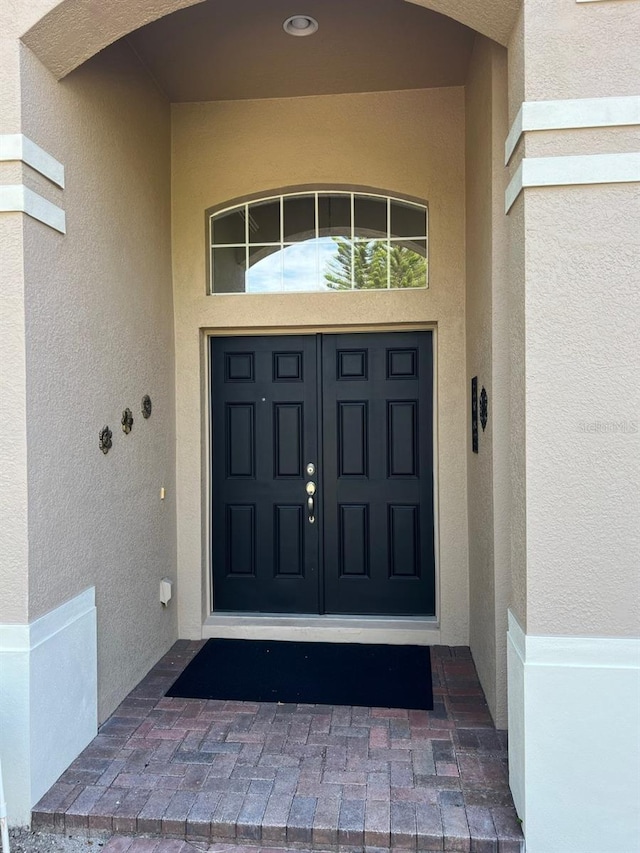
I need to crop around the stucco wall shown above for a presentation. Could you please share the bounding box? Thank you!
[507,195,527,631]
[504,1,527,637]
[524,0,640,103]
[0,3,29,626]
[488,45,510,730]
[171,87,470,644]
[507,4,524,125]
[465,37,497,716]
[0,214,28,624]
[524,183,640,637]
[21,0,520,80]
[464,36,510,727]
[17,41,177,720]
[510,0,640,640]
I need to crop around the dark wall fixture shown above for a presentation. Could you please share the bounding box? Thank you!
[480,387,488,432]
[471,377,478,453]
[121,408,134,434]
[98,396,151,454]
[99,426,112,454]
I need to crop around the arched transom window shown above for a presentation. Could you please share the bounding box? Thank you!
[208,191,428,294]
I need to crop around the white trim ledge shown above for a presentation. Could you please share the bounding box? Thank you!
[204,613,440,644]
[0,588,97,825]
[505,96,640,165]
[0,184,66,233]
[0,134,65,187]
[507,609,640,853]
[505,152,640,213]
[507,610,640,667]
[504,162,524,214]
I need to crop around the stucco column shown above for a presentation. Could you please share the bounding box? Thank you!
[505,2,640,851]
[0,6,34,824]
[1,2,177,823]
[0,0,30,627]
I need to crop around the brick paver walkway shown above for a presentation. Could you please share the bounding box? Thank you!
[33,642,523,852]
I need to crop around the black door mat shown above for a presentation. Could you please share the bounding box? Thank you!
[166,638,433,710]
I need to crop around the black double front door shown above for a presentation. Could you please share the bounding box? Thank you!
[211,331,434,616]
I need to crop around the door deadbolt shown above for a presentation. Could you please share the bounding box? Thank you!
[306,463,315,476]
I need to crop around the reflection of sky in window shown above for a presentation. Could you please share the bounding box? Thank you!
[247,238,338,293]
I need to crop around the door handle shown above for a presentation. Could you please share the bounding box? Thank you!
[306,480,316,524]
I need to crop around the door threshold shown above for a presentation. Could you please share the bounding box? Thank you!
[203,613,440,645]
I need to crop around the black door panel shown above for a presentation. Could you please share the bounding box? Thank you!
[211,331,434,616]
[211,336,320,613]
[321,333,434,615]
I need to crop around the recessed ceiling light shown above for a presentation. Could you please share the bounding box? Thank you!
[283,15,319,37]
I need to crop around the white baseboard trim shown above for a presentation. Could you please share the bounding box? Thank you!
[505,152,640,212]
[0,184,66,233]
[507,610,640,853]
[505,96,640,164]
[0,134,65,188]
[203,613,439,645]
[0,588,97,825]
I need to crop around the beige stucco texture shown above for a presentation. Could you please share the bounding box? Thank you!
[465,36,510,727]
[0,215,28,624]
[22,0,520,80]
[0,4,32,626]
[406,0,520,46]
[524,0,640,103]
[171,88,471,646]
[507,195,527,632]
[524,183,640,638]
[17,42,178,720]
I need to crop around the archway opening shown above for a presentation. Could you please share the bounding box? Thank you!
[22,0,519,79]
[15,0,514,757]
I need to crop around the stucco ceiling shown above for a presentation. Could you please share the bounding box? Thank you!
[126,0,475,102]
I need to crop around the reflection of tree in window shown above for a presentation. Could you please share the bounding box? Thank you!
[324,238,427,290]
[209,193,428,293]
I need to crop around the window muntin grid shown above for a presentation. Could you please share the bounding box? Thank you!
[209,191,428,294]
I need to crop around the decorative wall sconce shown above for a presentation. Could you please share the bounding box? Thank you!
[480,387,488,432]
[471,377,478,453]
[99,426,112,454]
[141,395,152,419]
[121,408,133,434]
